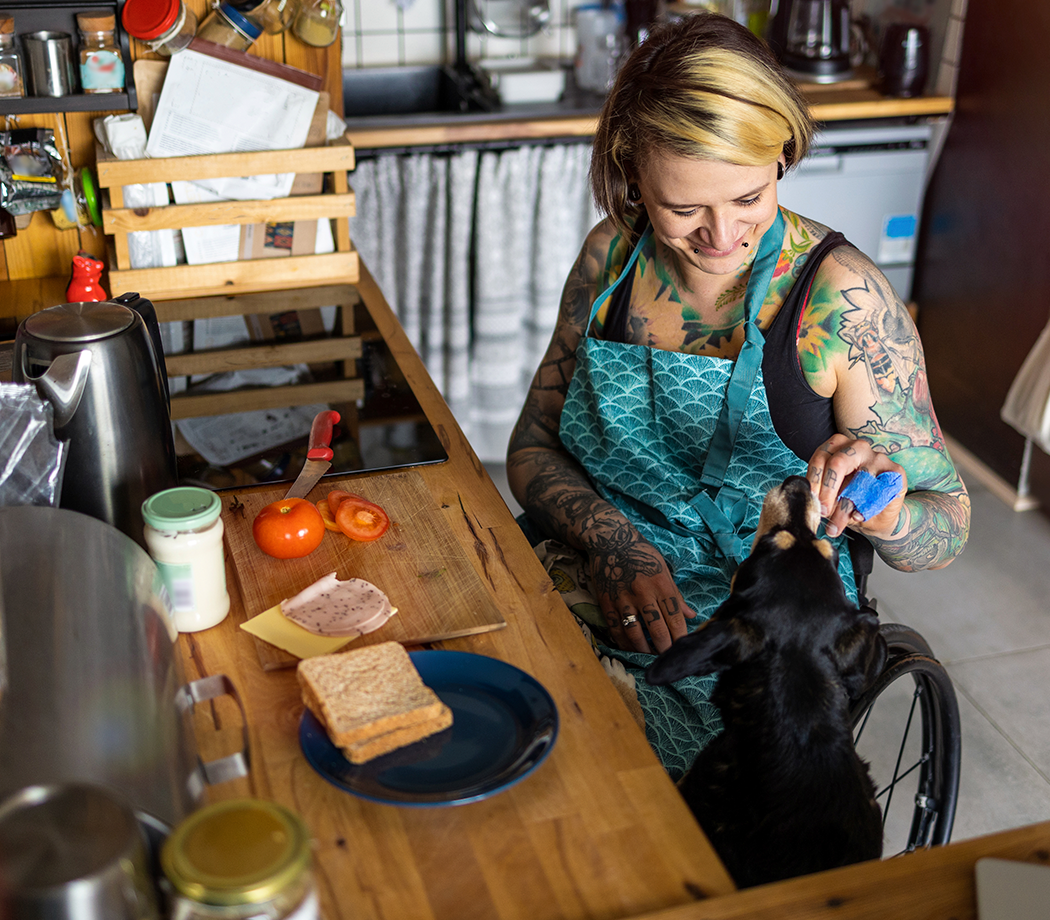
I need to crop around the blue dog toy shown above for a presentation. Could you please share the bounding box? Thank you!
[838,471,903,520]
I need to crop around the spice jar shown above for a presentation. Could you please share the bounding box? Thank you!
[122,0,198,56]
[291,0,342,48]
[197,2,264,51]
[162,799,318,920]
[76,10,125,93]
[229,0,297,35]
[142,486,230,633]
[0,14,25,98]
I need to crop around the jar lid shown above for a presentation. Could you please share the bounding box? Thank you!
[76,10,116,31]
[142,487,222,532]
[161,799,312,906]
[218,2,263,39]
[122,0,180,40]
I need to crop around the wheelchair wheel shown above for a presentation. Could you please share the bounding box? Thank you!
[849,623,961,856]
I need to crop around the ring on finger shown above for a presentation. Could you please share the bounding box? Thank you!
[621,614,638,627]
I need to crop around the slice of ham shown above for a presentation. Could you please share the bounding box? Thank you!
[280,572,397,638]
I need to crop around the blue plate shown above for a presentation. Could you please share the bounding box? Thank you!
[299,650,559,807]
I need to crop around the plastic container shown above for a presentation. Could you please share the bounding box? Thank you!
[76,10,125,93]
[197,2,263,51]
[575,4,623,93]
[121,0,198,56]
[0,14,25,98]
[142,487,230,633]
[161,799,318,920]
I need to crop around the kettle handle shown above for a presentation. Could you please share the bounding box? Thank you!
[112,291,170,406]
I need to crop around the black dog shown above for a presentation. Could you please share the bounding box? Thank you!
[646,475,887,888]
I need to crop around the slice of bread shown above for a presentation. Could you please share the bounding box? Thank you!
[342,704,453,764]
[298,641,449,747]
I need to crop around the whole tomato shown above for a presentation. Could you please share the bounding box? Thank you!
[252,498,325,559]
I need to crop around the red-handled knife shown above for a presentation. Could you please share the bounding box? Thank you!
[284,409,340,499]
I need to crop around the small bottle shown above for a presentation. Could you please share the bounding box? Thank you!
[122,0,198,56]
[0,14,24,98]
[197,2,264,51]
[162,799,319,920]
[142,487,231,633]
[291,0,342,48]
[76,10,125,93]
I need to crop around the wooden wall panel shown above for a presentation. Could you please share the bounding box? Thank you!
[912,0,1050,496]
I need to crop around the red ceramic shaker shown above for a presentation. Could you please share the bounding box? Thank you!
[67,250,108,302]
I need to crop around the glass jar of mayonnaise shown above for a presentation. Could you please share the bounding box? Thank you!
[142,487,230,633]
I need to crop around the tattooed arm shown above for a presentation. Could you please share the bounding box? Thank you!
[507,223,696,652]
[796,245,970,572]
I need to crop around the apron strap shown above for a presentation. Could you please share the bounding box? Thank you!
[587,225,654,333]
[698,208,785,490]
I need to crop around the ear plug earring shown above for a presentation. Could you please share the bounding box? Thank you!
[627,184,641,203]
[777,162,785,181]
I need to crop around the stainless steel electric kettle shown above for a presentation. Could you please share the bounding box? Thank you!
[12,293,177,548]
[774,0,853,84]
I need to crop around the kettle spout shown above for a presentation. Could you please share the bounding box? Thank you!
[32,350,93,433]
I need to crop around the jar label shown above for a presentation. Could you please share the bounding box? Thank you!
[80,50,124,90]
[155,560,195,611]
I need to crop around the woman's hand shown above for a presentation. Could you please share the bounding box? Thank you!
[807,434,908,541]
[589,535,698,654]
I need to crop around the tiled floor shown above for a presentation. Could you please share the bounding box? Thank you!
[484,458,1050,845]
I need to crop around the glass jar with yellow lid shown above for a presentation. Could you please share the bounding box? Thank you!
[161,799,318,920]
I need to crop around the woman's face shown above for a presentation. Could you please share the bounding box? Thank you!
[634,150,782,276]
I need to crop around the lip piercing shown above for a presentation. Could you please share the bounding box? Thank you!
[622,614,638,627]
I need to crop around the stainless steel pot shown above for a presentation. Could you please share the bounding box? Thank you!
[0,506,249,832]
[12,293,178,549]
[0,782,160,920]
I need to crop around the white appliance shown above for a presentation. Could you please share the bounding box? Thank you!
[776,122,933,301]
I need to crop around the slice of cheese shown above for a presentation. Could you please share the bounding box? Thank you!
[240,604,352,659]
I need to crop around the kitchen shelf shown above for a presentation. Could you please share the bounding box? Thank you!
[95,140,359,300]
[0,0,136,114]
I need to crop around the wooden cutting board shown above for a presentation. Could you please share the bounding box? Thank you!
[222,469,506,670]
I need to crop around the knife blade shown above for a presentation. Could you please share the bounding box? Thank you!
[285,409,340,499]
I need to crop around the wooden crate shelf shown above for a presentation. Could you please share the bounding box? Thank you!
[96,140,359,301]
[157,283,363,420]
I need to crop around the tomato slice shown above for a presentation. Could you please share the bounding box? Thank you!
[335,496,391,542]
[326,489,354,519]
[315,499,342,532]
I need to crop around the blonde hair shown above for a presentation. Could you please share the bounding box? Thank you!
[592,12,814,234]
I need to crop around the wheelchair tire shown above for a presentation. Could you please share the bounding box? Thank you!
[849,623,962,853]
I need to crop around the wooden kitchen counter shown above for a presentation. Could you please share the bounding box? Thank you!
[178,259,735,920]
[343,81,954,151]
[179,260,1050,920]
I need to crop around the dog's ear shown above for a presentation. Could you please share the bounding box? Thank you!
[834,611,888,698]
[645,616,758,685]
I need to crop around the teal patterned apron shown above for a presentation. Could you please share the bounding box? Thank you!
[559,210,857,778]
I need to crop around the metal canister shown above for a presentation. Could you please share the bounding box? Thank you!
[162,799,318,920]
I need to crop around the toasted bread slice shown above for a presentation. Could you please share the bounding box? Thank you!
[342,704,453,764]
[297,641,448,746]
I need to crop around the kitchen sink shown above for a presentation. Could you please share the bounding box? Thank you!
[342,64,499,119]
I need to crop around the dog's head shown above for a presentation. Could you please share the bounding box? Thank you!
[647,475,887,701]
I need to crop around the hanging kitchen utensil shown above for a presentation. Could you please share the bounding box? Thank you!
[469,0,549,39]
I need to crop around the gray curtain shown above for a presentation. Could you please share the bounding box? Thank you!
[348,142,599,462]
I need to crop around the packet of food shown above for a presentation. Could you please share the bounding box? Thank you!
[0,128,63,216]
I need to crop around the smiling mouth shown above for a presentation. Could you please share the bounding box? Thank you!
[692,239,743,258]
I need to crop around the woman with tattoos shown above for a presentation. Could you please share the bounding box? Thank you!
[505,12,970,777]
